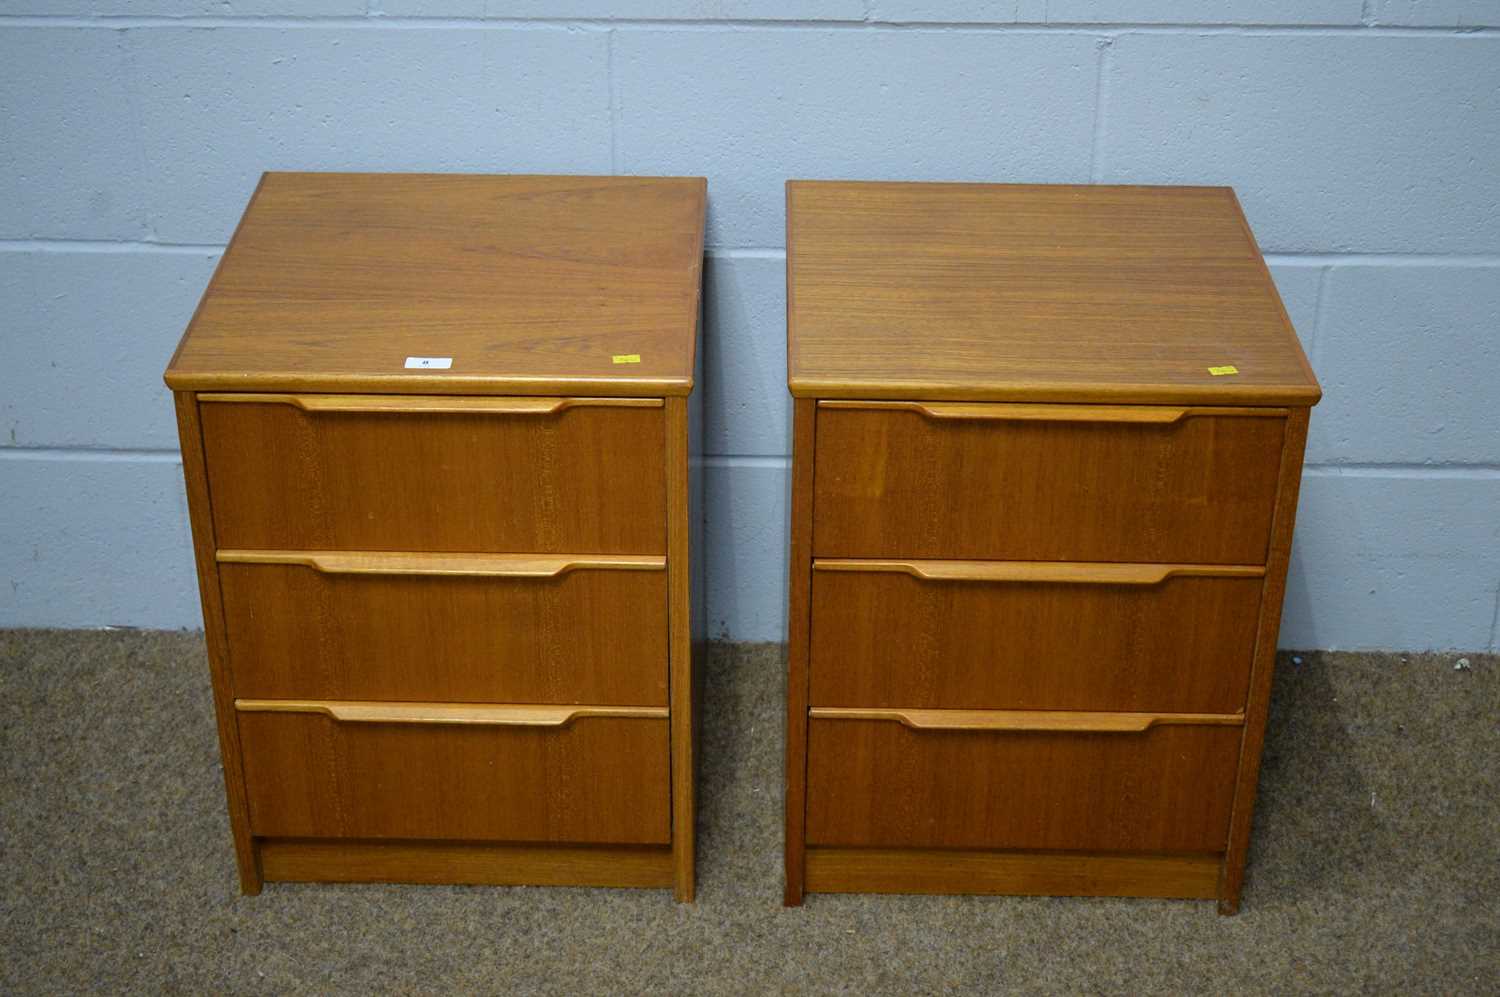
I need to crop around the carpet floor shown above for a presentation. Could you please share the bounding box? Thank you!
[1,630,1495,995]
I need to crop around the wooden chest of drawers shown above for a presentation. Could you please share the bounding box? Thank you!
[783,181,1320,913]
[166,173,706,900]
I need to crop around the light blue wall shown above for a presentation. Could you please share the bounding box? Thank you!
[2,2,1497,650]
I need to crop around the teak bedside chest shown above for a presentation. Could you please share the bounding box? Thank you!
[783,181,1321,914]
[166,172,706,900]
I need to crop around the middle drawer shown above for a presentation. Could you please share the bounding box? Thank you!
[219,551,668,705]
[810,560,1264,715]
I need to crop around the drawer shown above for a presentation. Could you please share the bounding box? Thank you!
[810,560,1263,714]
[237,702,671,844]
[220,551,667,705]
[805,713,1241,853]
[813,401,1285,563]
[199,394,666,553]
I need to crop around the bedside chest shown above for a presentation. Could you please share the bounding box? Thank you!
[166,172,706,900]
[783,182,1320,914]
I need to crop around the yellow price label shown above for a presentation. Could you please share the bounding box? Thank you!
[612,354,642,365]
[1208,365,1239,376]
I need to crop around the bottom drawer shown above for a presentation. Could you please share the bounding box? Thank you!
[238,704,670,845]
[805,715,1242,853]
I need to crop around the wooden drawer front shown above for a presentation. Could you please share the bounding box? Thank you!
[200,394,666,553]
[220,552,667,706]
[238,704,670,844]
[805,715,1241,853]
[813,402,1285,564]
[810,561,1263,714]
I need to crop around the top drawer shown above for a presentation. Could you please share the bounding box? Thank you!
[813,401,1286,564]
[199,394,666,553]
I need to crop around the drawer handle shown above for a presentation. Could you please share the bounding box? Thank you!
[235,700,668,727]
[810,707,1244,733]
[814,560,1265,585]
[217,551,665,578]
[818,401,1286,423]
[197,393,663,414]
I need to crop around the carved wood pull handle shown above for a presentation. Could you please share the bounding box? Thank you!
[235,700,669,727]
[814,560,1265,585]
[198,394,662,414]
[818,401,1287,423]
[809,707,1244,733]
[819,400,1191,423]
[217,550,666,578]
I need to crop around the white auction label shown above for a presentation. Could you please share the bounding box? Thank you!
[404,356,453,370]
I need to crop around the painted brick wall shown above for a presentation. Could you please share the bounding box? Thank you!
[2,2,1497,650]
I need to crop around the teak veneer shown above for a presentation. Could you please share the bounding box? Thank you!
[168,173,702,398]
[167,172,706,900]
[784,181,1320,914]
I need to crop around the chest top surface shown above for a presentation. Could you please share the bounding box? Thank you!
[787,181,1320,406]
[166,172,706,397]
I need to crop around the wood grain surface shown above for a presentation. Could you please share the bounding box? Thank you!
[168,173,705,897]
[259,840,674,889]
[166,173,706,397]
[813,403,1285,563]
[173,394,262,894]
[783,398,817,906]
[810,563,1264,714]
[1220,406,1312,914]
[238,712,671,844]
[805,848,1221,899]
[219,557,667,705]
[665,395,696,901]
[787,181,1319,405]
[805,718,1242,853]
[785,180,1319,909]
[199,394,666,553]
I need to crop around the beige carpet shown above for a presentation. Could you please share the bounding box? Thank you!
[1,630,1495,994]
